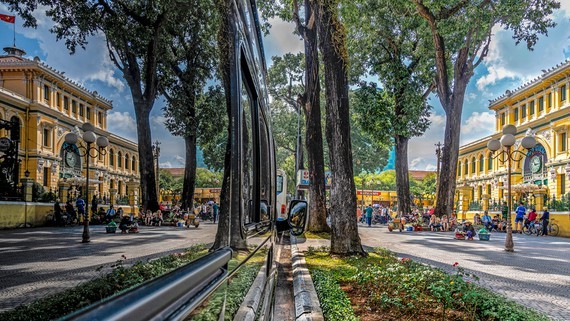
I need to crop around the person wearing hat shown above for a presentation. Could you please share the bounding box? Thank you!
[119,213,130,234]
[463,221,475,240]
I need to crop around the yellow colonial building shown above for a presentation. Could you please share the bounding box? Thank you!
[0,46,140,227]
[456,59,570,236]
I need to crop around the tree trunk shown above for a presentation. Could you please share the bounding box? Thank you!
[133,102,159,212]
[213,0,246,252]
[302,0,328,233]
[435,94,466,217]
[181,135,197,210]
[395,135,412,216]
[318,0,365,256]
[211,133,232,250]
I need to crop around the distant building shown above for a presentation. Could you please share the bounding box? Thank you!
[0,46,139,204]
[457,59,570,211]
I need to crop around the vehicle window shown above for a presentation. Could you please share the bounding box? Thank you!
[241,78,254,225]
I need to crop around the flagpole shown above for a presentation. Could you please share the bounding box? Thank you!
[13,17,15,47]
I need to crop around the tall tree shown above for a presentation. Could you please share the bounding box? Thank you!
[3,0,192,212]
[318,0,364,255]
[161,0,218,210]
[211,0,246,251]
[267,53,305,196]
[348,0,434,217]
[291,0,329,232]
[259,0,329,233]
[412,0,560,217]
[196,86,227,172]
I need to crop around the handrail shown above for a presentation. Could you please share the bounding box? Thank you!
[62,247,232,321]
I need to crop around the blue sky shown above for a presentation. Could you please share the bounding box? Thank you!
[1,3,569,170]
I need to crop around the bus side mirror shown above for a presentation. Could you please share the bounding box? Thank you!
[288,200,308,236]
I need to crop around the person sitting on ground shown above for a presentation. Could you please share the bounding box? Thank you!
[473,213,481,226]
[449,213,457,230]
[119,214,130,234]
[154,210,163,227]
[492,215,501,232]
[145,209,152,226]
[106,205,116,223]
[463,221,476,240]
[441,214,449,231]
[481,211,493,230]
[429,214,441,231]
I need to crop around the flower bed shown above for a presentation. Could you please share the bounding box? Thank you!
[305,247,549,321]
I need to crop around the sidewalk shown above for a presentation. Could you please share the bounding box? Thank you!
[0,224,217,311]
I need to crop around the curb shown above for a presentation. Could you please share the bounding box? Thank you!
[233,263,267,321]
[291,235,324,321]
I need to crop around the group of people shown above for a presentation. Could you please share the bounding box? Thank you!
[514,203,550,235]
[360,204,391,226]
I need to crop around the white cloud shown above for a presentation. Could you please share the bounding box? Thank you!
[107,111,137,140]
[461,112,495,135]
[263,18,303,61]
[151,115,167,127]
[12,5,125,92]
[410,157,424,169]
[476,13,570,91]
[160,161,173,168]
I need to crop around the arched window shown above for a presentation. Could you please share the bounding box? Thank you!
[471,157,476,174]
[125,153,129,170]
[118,151,122,168]
[132,156,136,172]
[457,162,461,177]
[488,154,493,170]
[479,155,484,172]
[109,149,115,166]
[464,160,468,175]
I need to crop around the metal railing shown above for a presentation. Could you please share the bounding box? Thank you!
[63,247,233,321]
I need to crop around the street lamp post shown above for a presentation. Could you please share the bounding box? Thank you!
[152,140,161,198]
[64,123,109,243]
[487,124,536,252]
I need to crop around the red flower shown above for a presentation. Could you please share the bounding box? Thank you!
[452,262,459,267]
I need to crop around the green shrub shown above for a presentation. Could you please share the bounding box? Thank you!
[311,269,359,321]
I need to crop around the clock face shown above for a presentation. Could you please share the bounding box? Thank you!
[530,155,542,173]
[65,152,77,167]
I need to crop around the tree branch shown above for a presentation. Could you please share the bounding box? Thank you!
[292,0,307,39]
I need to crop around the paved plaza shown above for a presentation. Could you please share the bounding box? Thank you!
[1,223,568,320]
[0,224,217,312]
[297,225,570,321]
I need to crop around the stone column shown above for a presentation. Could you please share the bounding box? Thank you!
[533,188,547,211]
[482,194,490,211]
[58,181,70,203]
[457,186,473,220]
[22,178,34,202]
[127,180,138,214]
[109,188,117,206]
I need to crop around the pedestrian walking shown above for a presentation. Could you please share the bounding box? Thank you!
[514,202,526,234]
[365,204,373,227]
[76,195,86,221]
[91,195,98,218]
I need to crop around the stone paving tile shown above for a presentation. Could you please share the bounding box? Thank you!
[296,224,570,321]
[0,224,217,312]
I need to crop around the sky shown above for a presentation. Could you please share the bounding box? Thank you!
[1,3,569,171]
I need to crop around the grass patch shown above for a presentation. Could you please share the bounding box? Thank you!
[0,244,209,321]
[306,248,550,321]
[190,247,267,320]
[303,231,331,239]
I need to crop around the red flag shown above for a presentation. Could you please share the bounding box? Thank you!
[0,14,15,24]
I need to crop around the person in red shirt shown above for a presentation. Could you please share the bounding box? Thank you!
[527,208,538,222]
